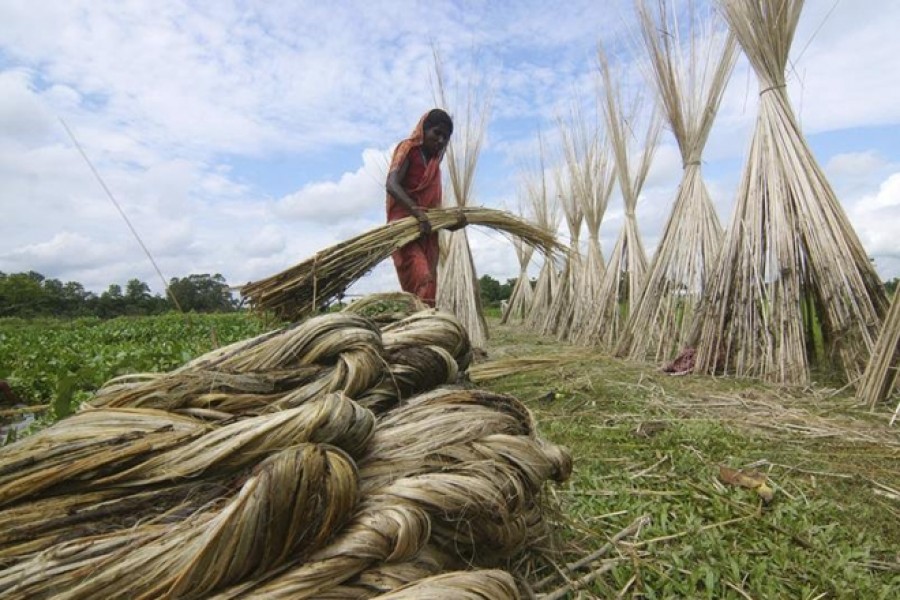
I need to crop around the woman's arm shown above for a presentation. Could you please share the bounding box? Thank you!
[386,157,431,236]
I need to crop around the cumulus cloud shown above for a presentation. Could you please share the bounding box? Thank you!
[849,172,900,268]
[2,232,111,272]
[1,0,899,297]
[274,148,389,223]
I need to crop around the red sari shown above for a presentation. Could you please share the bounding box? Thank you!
[386,113,445,307]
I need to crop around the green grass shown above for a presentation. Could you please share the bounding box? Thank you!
[483,319,900,598]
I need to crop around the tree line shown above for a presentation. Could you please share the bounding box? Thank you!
[3,270,894,320]
[0,271,238,318]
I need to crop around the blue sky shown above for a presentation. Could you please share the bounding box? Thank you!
[1,0,899,296]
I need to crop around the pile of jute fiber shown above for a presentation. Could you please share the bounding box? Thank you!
[0,309,571,599]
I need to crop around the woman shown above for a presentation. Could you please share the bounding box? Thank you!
[385,109,459,307]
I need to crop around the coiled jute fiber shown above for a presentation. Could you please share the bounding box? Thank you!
[0,307,571,599]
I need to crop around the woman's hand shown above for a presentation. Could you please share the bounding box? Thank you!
[414,209,432,237]
[446,210,467,232]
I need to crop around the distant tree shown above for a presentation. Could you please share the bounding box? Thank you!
[478,275,514,307]
[167,274,237,312]
[886,277,899,296]
[0,272,45,317]
[96,284,125,318]
[62,281,94,316]
[124,278,157,315]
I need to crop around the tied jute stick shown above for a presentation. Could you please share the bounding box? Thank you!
[241,207,563,321]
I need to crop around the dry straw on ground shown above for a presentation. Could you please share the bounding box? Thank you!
[691,0,887,385]
[0,309,572,599]
[241,207,563,322]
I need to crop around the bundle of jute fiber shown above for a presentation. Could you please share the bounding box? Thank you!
[0,308,569,598]
[355,310,473,412]
[0,394,373,567]
[0,393,371,507]
[0,482,227,563]
[89,313,383,413]
[241,207,564,321]
[368,569,519,600]
[89,312,469,418]
[206,389,570,599]
[314,546,450,598]
[0,444,358,600]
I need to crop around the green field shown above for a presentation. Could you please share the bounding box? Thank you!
[1,312,898,597]
[0,313,267,428]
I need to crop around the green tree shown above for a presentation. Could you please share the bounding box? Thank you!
[167,274,236,312]
[885,277,899,296]
[124,279,155,315]
[96,284,125,318]
[61,281,94,316]
[0,272,45,317]
[478,275,513,307]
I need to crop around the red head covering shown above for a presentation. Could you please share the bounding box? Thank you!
[386,111,447,219]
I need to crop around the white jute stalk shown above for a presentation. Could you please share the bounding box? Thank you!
[858,290,900,411]
[433,51,491,348]
[525,139,564,331]
[692,0,887,384]
[618,0,737,362]
[586,47,662,350]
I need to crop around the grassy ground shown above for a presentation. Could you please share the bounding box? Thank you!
[478,317,899,599]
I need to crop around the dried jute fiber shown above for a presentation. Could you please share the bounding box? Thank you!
[0,307,571,599]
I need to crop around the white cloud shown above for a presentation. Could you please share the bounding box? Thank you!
[845,172,900,277]
[274,148,389,223]
[1,0,899,300]
[2,232,110,272]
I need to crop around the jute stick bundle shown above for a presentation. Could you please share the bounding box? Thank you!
[858,291,900,410]
[587,48,662,350]
[618,0,737,362]
[433,53,492,348]
[538,161,584,339]
[692,0,887,384]
[241,207,562,321]
[525,150,564,331]
[500,198,536,325]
